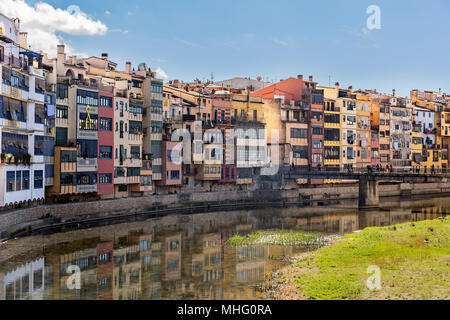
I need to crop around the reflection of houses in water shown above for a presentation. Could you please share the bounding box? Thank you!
[359,209,413,229]
[0,258,45,300]
[113,244,141,300]
[59,248,97,300]
[96,242,114,300]
[189,233,226,300]
[162,234,181,282]
[235,245,267,283]
[296,214,359,234]
[148,240,162,299]
[412,206,446,222]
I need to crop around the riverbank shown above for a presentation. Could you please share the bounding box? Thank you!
[264,216,450,300]
[2,180,450,241]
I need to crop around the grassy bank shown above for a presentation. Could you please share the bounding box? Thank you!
[227,229,328,248]
[267,217,450,300]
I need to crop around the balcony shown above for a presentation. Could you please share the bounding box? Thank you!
[1,153,33,166]
[128,133,142,144]
[325,106,340,112]
[183,114,196,122]
[114,176,140,185]
[70,79,98,89]
[77,184,97,194]
[281,116,308,123]
[77,158,97,171]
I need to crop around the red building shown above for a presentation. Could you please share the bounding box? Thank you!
[304,77,325,184]
[96,241,113,300]
[97,91,114,196]
[251,77,304,101]
[159,141,182,187]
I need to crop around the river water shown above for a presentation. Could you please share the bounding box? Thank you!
[0,196,448,300]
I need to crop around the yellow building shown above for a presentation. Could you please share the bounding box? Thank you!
[355,93,371,168]
[231,93,267,185]
[324,98,340,183]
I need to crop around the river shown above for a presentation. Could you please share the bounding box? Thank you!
[0,196,448,300]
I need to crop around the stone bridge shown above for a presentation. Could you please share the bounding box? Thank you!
[283,169,450,208]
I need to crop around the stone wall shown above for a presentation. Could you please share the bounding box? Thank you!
[2,181,450,237]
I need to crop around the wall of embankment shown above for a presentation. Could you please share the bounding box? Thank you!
[1,181,450,239]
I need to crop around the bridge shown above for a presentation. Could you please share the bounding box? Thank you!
[282,168,450,209]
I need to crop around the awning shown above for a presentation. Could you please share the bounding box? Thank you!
[19,50,43,58]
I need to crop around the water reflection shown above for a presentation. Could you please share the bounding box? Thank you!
[0,197,448,300]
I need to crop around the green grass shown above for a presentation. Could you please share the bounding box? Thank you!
[227,229,326,248]
[290,217,450,300]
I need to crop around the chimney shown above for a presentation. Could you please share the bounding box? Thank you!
[335,82,339,89]
[125,61,131,74]
[57,45,66,76]
[392,89,396,97]
[19,32,27,49]
[297,75,303,80]
[101,53,108,59]
[309,76,313,82]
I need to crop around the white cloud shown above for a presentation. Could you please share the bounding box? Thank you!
[271,37,289,47]
[0,0,108,56]
[127,11,133,16]
[175,38,202,48]
[155,67,168,80]
[105,10,111,15]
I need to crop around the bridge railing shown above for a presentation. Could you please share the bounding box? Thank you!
[281,165,450,176]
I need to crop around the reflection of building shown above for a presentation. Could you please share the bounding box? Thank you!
[162,234,181,281]
[0,258,45,300]
[96,242,113,300]
[113,244,141,300]
[297,213,359,234]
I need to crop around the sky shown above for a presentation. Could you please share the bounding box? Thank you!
[1,0,450,97]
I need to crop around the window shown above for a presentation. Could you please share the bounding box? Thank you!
[99,146,112,159]
[130,146,140,159]
[312,154,323,163]
[77,173,97,185]
[293,146,308,159]
[324,128,340,141]
[99,174,112,184]
[312,127,323,135]
[77,140,98,158]
[290,128,308,139]
[15,171,22,191]
[127,167,140,177]
[99,118,112,131]
[79,113,98,131]
[56,105,68,119]
[99,96,112,108]
[34,136,44,156]
[7,171,15,192]
[61,173,76,186]
[22,170,30,190]
[76,89,98,106]
[34,170,43,189]
[167,149,180,162]
[312,140,323,149]
[325,147,340,160]
[170,170,180,180]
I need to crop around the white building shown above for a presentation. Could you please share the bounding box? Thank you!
[0,258,45,300]
[414,106,435,148]
[0,13,46,207]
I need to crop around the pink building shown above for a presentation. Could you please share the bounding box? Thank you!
[97,91,114,196]
[159,141,182,186]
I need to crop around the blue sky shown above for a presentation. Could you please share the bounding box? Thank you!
[9,0,450,96]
